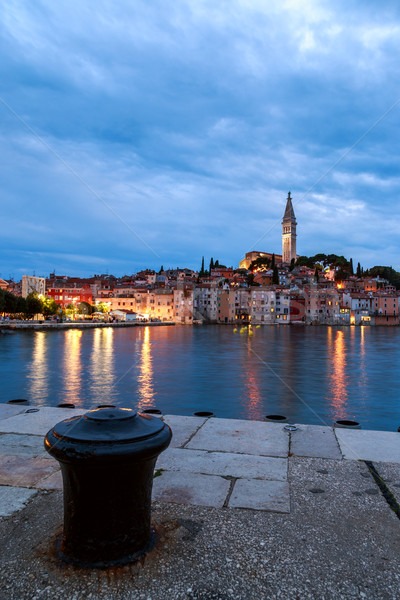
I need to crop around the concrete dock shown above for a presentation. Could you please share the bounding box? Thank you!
[0,404,399,599]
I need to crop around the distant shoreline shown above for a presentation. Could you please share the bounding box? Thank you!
[0,321,175,331]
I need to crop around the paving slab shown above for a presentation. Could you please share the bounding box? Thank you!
[0,455,59,487]
[186,417,289,457]
[335,428,400,462]
[34,469,63,490]
[0,485,38,517]
[291,424,342,459]
[0,403,27,420]
[162,414,207,448]
[152,470,230,507]
[0,433,46,458]
[157,447,288,481]
[228,478,290,512]
[0,407,86,436]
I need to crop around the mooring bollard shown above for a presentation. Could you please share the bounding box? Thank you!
[45,407,172,567]
[264,414,288,423]
[334,419,361,430]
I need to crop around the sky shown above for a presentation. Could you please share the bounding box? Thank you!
[1,0,400,279]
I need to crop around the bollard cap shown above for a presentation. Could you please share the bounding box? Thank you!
[45,407,172,464]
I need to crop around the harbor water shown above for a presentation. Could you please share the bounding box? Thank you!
[1,325,399,431]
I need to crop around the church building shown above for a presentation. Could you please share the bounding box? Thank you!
[239,192,297,269]
[282,192,297,264]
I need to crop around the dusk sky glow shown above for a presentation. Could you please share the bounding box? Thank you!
[1,0,400,278]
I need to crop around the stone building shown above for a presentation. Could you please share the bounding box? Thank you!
[282,192,297,264]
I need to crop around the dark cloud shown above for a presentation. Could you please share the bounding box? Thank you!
[1,0,400,277]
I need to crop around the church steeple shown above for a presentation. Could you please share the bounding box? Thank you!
[282,192,297,264]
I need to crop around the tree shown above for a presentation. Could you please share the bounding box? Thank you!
[199,256,205,277]
[289,258,295,271]
[246,273,259,287]
[356,262,362,278]
[249,256,271,272]
[209,257,214,273]
[314,267,319,282]
[41,296,59,317]
[15,296,27,317]
[78,301,93,315]
[367,266,400,289]
[272,266,279,285]
[95,302,110,314]
[159,265,164,274]
[25,292,43,319]
[349,258,354,275]
[271,253,275,269]
[335,269,349,282]
[0,290,17,315]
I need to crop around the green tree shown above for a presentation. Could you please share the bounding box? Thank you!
[209,257,214,273]
[356,262,362,278]
[271,253,275,269]
[335,269,349,282]
[367,266,400,289]
[15,296,27,317]
[0,290,17,315]
[41,296,59,317]
[289,258,295,271]
[249,256,271,271]
[272,266,279,284]
[199,256,205,277]
[78,301,92,315]
[95,302,110,314]
[349,258,354,275]
[314,267,319,282]
[25,292,43,319]
[246,273,260,287]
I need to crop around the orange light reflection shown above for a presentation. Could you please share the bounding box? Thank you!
[63,329,83,405]
[138,327,155,408]
[30,332,48,403]
[242,337,263,420]
[89,328,115,404]
[329,329,348,419]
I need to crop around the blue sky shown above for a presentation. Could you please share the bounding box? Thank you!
[1,0,400,278]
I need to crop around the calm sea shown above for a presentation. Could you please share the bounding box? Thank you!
[1,325,399,431]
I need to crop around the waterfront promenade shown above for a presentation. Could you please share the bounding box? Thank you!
[0,320,175,331]
[0,404,399,599]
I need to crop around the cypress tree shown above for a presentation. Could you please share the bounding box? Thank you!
[199,256,205,277]
[209,257,214,273]
[272,265,279,285]
[271,253,275,269]
[314,267,319,282]
[349,258,354,275]
[356,262,361,278]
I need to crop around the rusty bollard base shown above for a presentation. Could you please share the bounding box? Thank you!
[45,407,172,568]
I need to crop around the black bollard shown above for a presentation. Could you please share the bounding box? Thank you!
[334,419,361,429]
[264,414,287,423]
[45,407,172,567]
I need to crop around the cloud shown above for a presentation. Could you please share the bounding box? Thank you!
[1,0,400,276]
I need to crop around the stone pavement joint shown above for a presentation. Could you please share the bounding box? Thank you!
[0,485,38,517]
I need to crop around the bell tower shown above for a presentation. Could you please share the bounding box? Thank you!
[282,192,297,264]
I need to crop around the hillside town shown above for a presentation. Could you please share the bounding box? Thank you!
[1,194,399,326]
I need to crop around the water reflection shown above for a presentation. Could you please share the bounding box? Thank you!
[329,329,348,419]
[89,328,115,404]
[358,326,367,402]
[137,327,155,408]
[63,329,83,405]
[29,332,48,402]
[242,336,263,420]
